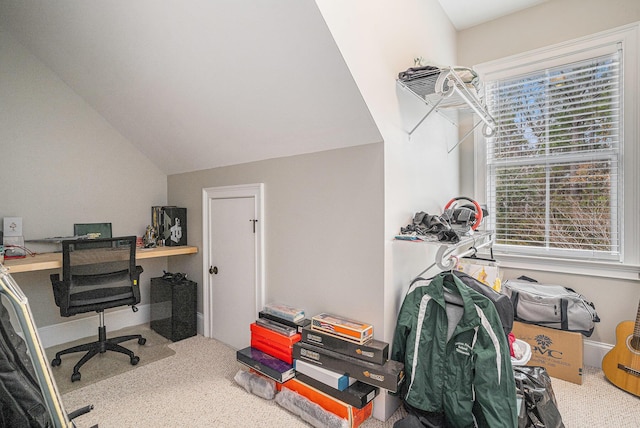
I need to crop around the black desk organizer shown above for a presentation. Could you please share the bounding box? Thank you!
[150,272,197,342]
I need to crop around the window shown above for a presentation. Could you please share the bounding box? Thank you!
[475,24,639,279]
[487,52,620,259]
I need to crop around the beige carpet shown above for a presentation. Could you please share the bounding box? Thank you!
[58,332,640,428]
[46,325,175,395]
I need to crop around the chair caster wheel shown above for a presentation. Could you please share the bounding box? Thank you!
[131,356,140,365]
[51,358,61,367]
[138,337,146,345]
[71,372,81,382]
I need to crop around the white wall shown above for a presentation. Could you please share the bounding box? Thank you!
[457,0,640,348]
[166,143,384,321]
[0,28,168,328]
[458,0,640,66]
[167,1,462,418]
[316,0,461,420]
[316,0,459,334]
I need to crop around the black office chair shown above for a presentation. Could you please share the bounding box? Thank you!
[49,236,146,382]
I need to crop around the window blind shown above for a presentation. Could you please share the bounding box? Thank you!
[484,51,621,260]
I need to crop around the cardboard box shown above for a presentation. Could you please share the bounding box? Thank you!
[259,311,311,333]
[250,322,301,364]
[282,377,373,428]
[251,322,301,346]
[293,341,404,393]
[236,347,295,383]
[251,336,294,364]
[311,313,373,344]
[301,326,389,365]
[152,206,187,246]
[255,317,298,337]
[295,372,379,409]
[294,359,355,391]
[263,302,305,322]
[512,321,583,385]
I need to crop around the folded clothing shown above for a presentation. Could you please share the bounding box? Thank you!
[397,65,440,82]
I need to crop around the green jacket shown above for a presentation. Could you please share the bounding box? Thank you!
[391,273,517,428]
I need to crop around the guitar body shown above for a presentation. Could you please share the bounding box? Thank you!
[602,320,640,397]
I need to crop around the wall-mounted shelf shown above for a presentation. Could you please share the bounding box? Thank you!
[396,230,494,280]
[432,230,494,271]
[397,66,497,151]
[2,245,198,274]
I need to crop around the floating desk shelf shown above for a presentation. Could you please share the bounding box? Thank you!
[396,66,497,151]
[2,245,199,274]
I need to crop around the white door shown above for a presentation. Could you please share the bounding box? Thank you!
[203,184,264,350]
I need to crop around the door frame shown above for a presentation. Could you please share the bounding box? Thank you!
[201,183,265,338]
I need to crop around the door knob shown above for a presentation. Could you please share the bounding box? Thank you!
[209,266,218,275]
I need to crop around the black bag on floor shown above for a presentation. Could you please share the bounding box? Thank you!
[393,402,446,428]
[514,366,564,428]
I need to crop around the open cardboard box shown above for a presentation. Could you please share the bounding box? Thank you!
[512,321,584,385]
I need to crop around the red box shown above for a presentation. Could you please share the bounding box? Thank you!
[250,322,301,364]
[251,336,294,364]
[282,378,373,428]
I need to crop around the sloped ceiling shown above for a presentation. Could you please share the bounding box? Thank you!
[0,0,382,174]
[0,1,548,175]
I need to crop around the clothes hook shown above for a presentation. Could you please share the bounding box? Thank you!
[449,255,459,273]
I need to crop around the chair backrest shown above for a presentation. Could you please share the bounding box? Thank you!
[56,236,141,315]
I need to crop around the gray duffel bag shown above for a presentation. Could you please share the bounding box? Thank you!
[501,276,600,337]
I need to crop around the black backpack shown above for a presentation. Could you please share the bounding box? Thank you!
[452,270,514,338]
[408,271,514,338]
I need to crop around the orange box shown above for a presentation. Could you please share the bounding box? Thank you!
[282,377,373,428]
[250,322,301,364]
[311,313,373,344]
[512,321,584,385]
[251,336,293,364]
[251,322,301,346]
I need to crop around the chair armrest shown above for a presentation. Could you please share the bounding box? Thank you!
[49,273,70,311]
[130,266,144,305]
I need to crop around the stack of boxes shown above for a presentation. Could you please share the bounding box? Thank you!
[236,303,307,383]
[236,304,405,428]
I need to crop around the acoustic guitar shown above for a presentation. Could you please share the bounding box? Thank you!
[602,300,640,397]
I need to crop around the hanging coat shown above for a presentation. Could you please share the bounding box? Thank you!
[0,302,52,428]
[391,273,517,428]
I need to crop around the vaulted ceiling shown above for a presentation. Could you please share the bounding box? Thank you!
[0,0,383,174]
[0,1,544,175]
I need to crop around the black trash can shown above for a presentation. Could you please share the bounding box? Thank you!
[150,272,197,342]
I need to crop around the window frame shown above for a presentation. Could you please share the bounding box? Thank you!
[474,23,640,280]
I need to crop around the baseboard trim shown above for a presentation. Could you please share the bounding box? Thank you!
[41,314,607,369]
[38,304,206,348]
[584,339,612,369]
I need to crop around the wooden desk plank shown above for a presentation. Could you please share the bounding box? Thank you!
[136,245,198,259]
[2,246,198,274]
[3,253,62,274]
